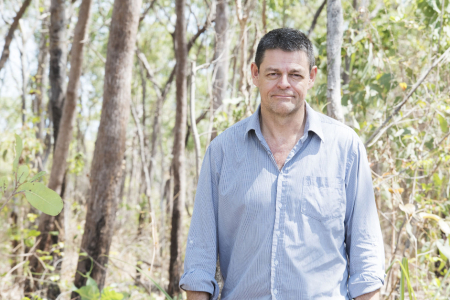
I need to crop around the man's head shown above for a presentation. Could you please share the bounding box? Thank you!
[255,28,315,73]
[251,28,317,118]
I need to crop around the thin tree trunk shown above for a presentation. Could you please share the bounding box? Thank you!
[26,0,93,296]
[262,0,267,34]
[326,0,345,122]
[34,16,50,145]
[210,0,228,141]
[19,28,28,126]
[190,62,201,182]
[72,0,141,294]
[168,0,188,296]
[0,0,32,73]
[49,0,67,145]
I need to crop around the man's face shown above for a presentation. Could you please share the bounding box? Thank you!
[251,49,317,117]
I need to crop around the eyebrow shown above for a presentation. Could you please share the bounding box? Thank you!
[264,67,305,73]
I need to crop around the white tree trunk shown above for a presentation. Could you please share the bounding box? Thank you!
[326,0,345,123]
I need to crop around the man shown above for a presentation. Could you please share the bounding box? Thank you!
[179,28,385,300]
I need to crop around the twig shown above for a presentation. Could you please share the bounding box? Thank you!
[365,47,450,147]
[307,0,326,37]
[130,102,158,277]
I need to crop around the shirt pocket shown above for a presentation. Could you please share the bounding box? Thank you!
[300,176,345,222]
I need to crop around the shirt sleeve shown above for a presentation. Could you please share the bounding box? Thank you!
[179,146,220,299]
[344,140,385,299]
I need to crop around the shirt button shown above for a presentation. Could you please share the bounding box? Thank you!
[274,289,278,295]
[275,260,278,265]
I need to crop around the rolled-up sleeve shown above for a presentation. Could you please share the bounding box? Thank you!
[179,146,220,299]
[345,140,385,299]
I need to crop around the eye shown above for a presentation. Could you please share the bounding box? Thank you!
[291,74,302,79]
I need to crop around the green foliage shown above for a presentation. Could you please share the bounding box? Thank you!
[0,135,63,216]
[18,182,63,216]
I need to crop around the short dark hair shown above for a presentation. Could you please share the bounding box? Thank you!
[254,28,315,72]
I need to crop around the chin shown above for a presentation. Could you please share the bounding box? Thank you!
[270,103,302,116]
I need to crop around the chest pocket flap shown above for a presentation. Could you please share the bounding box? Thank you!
[301,176,345,222]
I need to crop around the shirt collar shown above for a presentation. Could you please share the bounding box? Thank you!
[244,102,325,143]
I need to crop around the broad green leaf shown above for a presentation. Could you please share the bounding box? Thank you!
[86,276,98,288]
[436,239,450,259]
[437,114,448,133]
[101,287,124,300]
[13,134,23,172]
[74,285,100,300]
[18,182,63,216]
[17,165,29,184]
[29,171,46,182]
[438,220,450,235]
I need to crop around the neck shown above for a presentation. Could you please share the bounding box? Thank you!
[260,103,307,145]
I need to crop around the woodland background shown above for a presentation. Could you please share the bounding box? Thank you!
[0,0,449,299]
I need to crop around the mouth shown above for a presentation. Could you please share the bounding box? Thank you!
[272,95,294,98]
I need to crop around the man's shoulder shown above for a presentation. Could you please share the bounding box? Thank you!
[314,111,363,149]
[210,116,251,148]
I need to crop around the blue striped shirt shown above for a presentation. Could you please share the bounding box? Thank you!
[180,103,385,299]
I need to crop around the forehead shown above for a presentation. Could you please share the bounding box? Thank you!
[260,49,309,71]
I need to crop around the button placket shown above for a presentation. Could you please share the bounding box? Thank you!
[271,175,284,299]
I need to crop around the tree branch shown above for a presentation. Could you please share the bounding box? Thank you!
[365,46,450,147]
[307,0,326,37]
[0,0,33,72]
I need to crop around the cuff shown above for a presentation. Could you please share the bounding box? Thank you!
[179,269,219,300]
[348,272,385,299]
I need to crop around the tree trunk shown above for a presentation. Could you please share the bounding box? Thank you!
[72,0,141,294]
[326,0,345,123]
[167,0,188,296]
[34,15,50,146]
[25,0,93,296]
[0,0,32,73]
[49,0,67,145]
[210,0,228,141]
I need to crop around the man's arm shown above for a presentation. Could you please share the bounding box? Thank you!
[345,139,385,298]
[186,291,210,300]
[179,146,220,299]
[355,289,379,300]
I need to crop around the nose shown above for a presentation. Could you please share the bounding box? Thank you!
[277,74,290,89]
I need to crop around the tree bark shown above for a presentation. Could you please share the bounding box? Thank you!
[210,0,228,141]
[167,0,188,296]
[326,0,345,123]
[0,0,32,73]
[26,0,93,296]
[49,0,68,145]
[72,0,141,294]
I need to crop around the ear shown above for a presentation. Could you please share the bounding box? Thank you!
[251,62,260,87]
[307,66,318,90]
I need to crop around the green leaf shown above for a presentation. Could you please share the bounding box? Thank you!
[437,114,448,133]
[17,165,29,184]
[437,239,450,259]
[101,287,124,300]
[18,182,63,216]
[30,171,46,182]
[74,285,100,300]
[13,134,23,172]
[73,276,100,300]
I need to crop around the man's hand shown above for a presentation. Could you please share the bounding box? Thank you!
[186,291,210,300]
[355,289,380,300]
